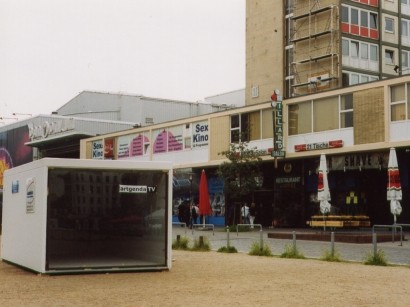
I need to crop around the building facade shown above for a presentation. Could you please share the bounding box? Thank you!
[80,76,410,227]
[246,0,410,100]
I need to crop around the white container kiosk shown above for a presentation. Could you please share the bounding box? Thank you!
[1,158,173,274]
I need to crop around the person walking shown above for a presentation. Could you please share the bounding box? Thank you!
[249,202,256,229]
[191,203,198,228]
[241,203,250,224]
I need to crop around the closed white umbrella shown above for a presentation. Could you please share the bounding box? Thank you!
[317,153,331,232]
[387,148,402,224]
[318,153,331,215]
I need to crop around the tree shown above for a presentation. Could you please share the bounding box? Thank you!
[217,141,263,202]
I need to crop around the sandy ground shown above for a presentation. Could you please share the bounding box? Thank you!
[1,250,410,307]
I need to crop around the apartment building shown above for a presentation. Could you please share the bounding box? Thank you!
[79,1,410,228]
[246,0,409,100]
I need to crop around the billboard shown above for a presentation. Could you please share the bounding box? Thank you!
[0,125,33,187]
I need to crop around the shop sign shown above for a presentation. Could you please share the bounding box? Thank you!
[330,153,388,170]
[272,102,285,157]
[92,140,103,159]
[28,118,75,141]
[295,140,343,152]
[192,121,209,148]
[275,177,301,184]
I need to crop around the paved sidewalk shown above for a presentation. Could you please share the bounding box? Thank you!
[172,225,410,265]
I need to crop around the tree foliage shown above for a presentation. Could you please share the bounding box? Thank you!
[217,141,263,201]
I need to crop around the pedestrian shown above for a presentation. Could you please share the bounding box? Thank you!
[183,201,191,227]
[178,202,185,225]
[241,203,250,224]
[249,202,256,229]
[191,203,198,227]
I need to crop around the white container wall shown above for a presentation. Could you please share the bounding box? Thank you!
[1,158,172,274]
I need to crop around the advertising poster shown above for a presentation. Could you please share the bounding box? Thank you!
[129,133,150,156]
[167,126,183,152]
[117,134,134,159]
[208,177,225,216]
[192,121,209,149]
[153,129,167,154]
[104,138,115,159]
[0,126,33,187]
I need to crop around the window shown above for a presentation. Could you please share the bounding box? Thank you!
[342,71,379,86]
[288,94,355,135]
[342,6,349,23]
[313,97,339,132]
[385,49,394,64]
[341,5,378,38]
[351,8,359,25]
[370,13,377,29]
[343,38,379,72]
[342,39,349,56]
[385,17,394,33]
[343,38,378,62]
[351,74,360,85]
[288,102,312,135]
[361,11,368,28]
[340,94,353,128]
[230,114,240,142]
[401,19,410,46]
[401,50,410,72]
[390,84,407,121]
[230,113,250,143]
[251,86,259,98]
[360,43,368,59]
[370,45,378,61]
[361,75,369,83]
[402,19,409,37]
[351,41,359,57]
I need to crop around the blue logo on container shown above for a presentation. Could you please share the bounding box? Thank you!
[12,180,19,194]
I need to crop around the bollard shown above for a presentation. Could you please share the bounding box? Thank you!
[260,228,263,251]
[226,226,230,248]
[199,236,204,248]
[330,232,335,258]
[177,234,181,243]
[372,232,377,257]
[292,231,296,250]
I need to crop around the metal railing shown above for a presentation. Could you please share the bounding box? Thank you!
[236,224,264,251]
[172,222,187,234]
[192,223,215,235]
[372,224,403,246]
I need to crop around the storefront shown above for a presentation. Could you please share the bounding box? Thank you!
[303,150,409,226]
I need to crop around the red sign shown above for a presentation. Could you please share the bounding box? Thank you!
[295,140,343,152]
[104,138,115,159]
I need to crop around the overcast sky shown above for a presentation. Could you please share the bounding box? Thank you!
[0,0,245,122]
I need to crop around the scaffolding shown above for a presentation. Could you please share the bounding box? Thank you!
[290,0,340,96]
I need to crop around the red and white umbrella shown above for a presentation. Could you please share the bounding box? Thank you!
[387,148,402,224]
[318,153,331,215]
[198,169,212,226]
